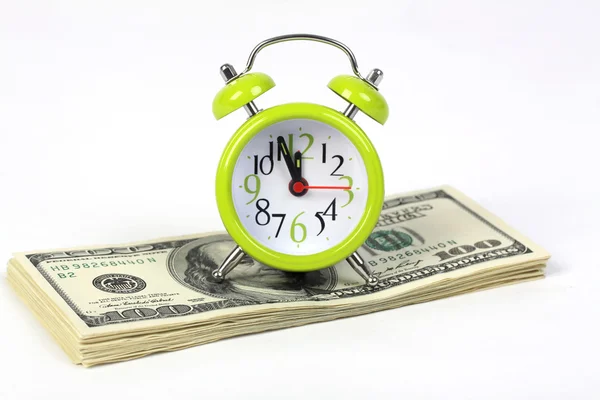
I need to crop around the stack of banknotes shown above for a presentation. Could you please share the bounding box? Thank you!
[7,186,550,367]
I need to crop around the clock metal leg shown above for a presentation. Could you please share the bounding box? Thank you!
[212,245,245,282]
[346,252,379,287]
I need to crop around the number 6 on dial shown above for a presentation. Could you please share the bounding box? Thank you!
[210,34,389,286]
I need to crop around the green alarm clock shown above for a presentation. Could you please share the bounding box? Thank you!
[211,34,388,286]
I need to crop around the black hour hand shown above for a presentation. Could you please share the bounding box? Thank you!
[277,136,300,181]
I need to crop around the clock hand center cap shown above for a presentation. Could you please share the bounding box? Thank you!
[292,181,305,193]
[289,178,309,197]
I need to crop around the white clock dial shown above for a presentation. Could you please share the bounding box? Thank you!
[231,118,369,256]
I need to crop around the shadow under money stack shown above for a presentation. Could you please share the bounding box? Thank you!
[7,186,550,367]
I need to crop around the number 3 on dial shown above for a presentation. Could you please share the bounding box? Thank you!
[338,176,354,208]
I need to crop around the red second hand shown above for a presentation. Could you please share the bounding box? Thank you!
[292,181,350,193]
[304,185,351,190]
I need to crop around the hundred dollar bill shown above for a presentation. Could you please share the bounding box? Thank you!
[7,185,550,365]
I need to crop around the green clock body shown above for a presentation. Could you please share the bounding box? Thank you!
[215,102,384,272]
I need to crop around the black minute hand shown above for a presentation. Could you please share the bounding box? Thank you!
[277,136,301,181]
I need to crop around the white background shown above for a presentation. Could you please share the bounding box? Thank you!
[0,1,598,399]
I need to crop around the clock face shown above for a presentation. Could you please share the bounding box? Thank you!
[231,118,369,256]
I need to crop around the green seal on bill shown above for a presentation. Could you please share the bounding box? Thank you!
[365,230,413,252]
